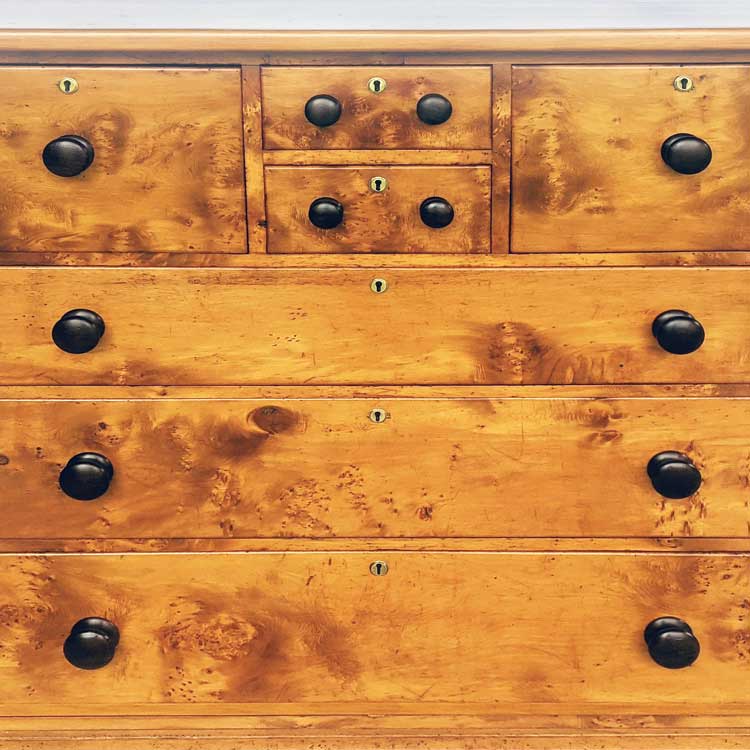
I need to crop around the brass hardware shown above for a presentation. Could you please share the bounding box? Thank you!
[370,278,388,294]
[369,407,389,424]
[369,176,388,193]
[368,76,387,94]
[369,560,389,576]
[58,77,79,94]
[673,75,694,92]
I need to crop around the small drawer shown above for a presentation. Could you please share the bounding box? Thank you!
[261,66,492,149]
[1,397,749,540]
[265,166,491,253]
[0,553,747,712]
[512,64,750,253]
[0,67,247,253]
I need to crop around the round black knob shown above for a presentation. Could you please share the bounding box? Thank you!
[652,310,705,355]
[647,451,701,499]
[52,309,105,354]
[416,93,453,125]
[59,452,114,501]
[420,196,454,228]
[304,95,342,127]
[308,197,344,229]
[644,616,700,669]
[63,617,120,670]
[42,135,95,177]
[661,133,712,175]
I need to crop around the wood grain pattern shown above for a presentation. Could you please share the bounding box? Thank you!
[511,65,750,253]
[261,66,492,150]
[2,268,750,385]
[0,552,749,712]
[0,730,750,750]
[242,66,267,254]
[265,166,490,253]
[2,397,750,540]
[0,67,247,253]
[491,64,511,254]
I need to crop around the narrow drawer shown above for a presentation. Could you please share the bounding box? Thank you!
[261,66,492,149]
[3,268,750,385]
[0,67,246,253]
[0,553,747,713]
[265,166,491,253]
[512,65,750,253]
[2,397,749,540]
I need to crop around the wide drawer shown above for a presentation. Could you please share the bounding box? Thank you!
[512,65,750,253]
[265,166,491,253]
[3,268,750,385]
[261,66,492,149]
[0,552,747,713]
[0,67,247,253]
[2,397,750,539]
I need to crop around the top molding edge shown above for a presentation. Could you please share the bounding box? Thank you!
[1,28,750,54]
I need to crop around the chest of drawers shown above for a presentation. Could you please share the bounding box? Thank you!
[1,28,750,750]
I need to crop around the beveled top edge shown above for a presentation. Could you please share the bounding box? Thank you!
[1,28,750,54]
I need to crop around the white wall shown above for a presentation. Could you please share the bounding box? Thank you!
[1,0,749,29]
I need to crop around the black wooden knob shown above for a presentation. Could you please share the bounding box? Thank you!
[647,451,701,499]
[63,617,120,670]
[416,94,453,125]
[304,95,342,127]
[644,617,700,669]
[652,310,705,355]
[52,309,105,354]
[661,133,712,175]
[59,452,114,501]
[420,196,454,228]
[308,197,344,229]
[42,135,95,177]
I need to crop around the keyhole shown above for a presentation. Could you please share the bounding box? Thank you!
[374,178,382,190]
[58,77,79,95]
[63,80,71,92]
[369,560,389,576]
[370,277,388,294]
[673,74,694,92]
[367,76,387,94]
[368,407,389,423]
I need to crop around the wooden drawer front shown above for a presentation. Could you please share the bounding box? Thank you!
[0,553,747,713]
[265,166,490,253]
[3,268,750,385]
[261,66,491,149]
[511,65,750,253]
[0,67,246,253]
[3,397,750,540]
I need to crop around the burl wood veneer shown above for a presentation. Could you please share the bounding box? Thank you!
[1,27,750,750]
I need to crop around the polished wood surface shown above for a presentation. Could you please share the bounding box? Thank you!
[3,267,750,385]
[265,166,491,253]
[261,66,491,150]
[2,396,750,540]
[0,552,748,712]
[0,29,749,55]
[512,65,750,253]
[0,67,247,253]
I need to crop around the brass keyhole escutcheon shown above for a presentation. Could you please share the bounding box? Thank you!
[673,75,694,92]
[370,278,388,294]
[367,76,387,94]
[58,77,79,95]
[368,407,389,424]
[370,560,389,576]
[369,176,388,193]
